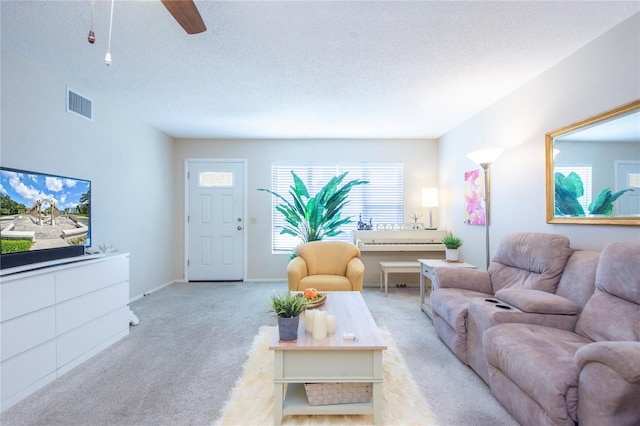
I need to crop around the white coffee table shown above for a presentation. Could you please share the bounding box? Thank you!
[418,259,477,319]
[269,292,387,425]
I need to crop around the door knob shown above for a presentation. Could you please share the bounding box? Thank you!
[237,225,243,230]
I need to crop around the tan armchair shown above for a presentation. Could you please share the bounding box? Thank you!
[287,241,364,292]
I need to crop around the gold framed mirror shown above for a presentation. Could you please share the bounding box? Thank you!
[546,99,640,225]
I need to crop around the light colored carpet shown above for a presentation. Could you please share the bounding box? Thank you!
[216,326,437,425]
[0,283,517,425]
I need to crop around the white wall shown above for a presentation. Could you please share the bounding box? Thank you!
[439,13,640,270]
[5,13,638,287]
[172,138,438,281]
[1,46,177,299]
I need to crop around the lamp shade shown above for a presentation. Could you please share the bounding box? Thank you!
[422,187,439,207]
[466,148,503,166]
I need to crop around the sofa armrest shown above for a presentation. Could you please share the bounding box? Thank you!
[287,256,308,291]
[346,257,365,291]
[432,268,492,293]
[575,341,640,384]
[495,289,580,315]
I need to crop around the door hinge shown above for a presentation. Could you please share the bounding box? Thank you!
[187,259,190,266]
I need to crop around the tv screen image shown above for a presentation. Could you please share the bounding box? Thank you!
[0,166,91,270]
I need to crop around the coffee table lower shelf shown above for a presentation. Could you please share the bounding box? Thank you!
[282,383,374,416]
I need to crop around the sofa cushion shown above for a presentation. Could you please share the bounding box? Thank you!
[555,250,599,309]
[488,232,572,294]
[574,292,640,342]
[593,241,640,304]
[495,289,580,315]
[575,242,640,342]
[484,323,591,423]
[430,288,493,330]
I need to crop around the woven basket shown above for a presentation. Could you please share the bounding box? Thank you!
[304,382,372,406]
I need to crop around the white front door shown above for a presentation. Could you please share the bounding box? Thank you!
[186,160,245,281]
[615,160,640,216]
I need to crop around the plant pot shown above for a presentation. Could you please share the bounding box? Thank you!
[277,316,300,341]
[445,248,459,261]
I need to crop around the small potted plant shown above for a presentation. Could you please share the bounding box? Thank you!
[442,235,463,262]
[269,292,308,341]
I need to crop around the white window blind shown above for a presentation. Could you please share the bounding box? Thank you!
[555,165,593,213]
[270,163,404,252]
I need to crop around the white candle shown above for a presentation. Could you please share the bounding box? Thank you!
[312,311,328,340]
[327,314,336,334]
[305,309,316,333]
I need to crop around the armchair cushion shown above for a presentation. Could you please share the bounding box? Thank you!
[296,241,360,276]
[297,275,353,292]
[495,289,580,315]
[287,241,364,292]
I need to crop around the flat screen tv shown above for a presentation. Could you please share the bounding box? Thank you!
[1,166,91,271]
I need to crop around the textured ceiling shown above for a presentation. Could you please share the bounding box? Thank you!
[2,1,639,139]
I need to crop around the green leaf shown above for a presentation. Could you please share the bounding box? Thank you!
[554,172,585,216]
[588,188,635,216]
[291,172,310,199]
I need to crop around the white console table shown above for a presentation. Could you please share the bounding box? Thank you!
[0,254,130,412]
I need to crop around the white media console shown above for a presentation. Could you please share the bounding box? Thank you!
[0,253,130,412]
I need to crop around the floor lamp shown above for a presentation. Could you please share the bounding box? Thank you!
[466,148,503,269]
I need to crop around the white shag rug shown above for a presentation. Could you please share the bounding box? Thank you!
[215,326,438,425]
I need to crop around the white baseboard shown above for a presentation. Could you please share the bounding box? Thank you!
[129,279,177,302]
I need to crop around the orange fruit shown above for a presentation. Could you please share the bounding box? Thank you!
[304,288,318,299]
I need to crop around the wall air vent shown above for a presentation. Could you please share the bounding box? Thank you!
[66,87,93,121]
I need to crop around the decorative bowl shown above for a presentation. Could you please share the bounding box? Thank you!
[298,292,327,308]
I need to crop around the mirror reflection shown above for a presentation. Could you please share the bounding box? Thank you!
[546,100,640,225]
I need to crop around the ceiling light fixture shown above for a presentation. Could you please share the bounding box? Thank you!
[105,0,114,65]
[87,0,95,43]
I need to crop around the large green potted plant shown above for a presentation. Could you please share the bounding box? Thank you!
[258,171,368,247]
[269,292,308,341]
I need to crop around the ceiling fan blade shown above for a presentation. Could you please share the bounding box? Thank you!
[161,0,206,35]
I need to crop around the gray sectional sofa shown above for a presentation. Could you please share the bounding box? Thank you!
[430,233,640,426]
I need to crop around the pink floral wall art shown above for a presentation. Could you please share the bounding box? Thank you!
[464,169,485,225]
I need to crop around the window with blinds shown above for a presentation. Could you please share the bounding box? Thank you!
[270,163,404,252]
[555,165,593,213]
